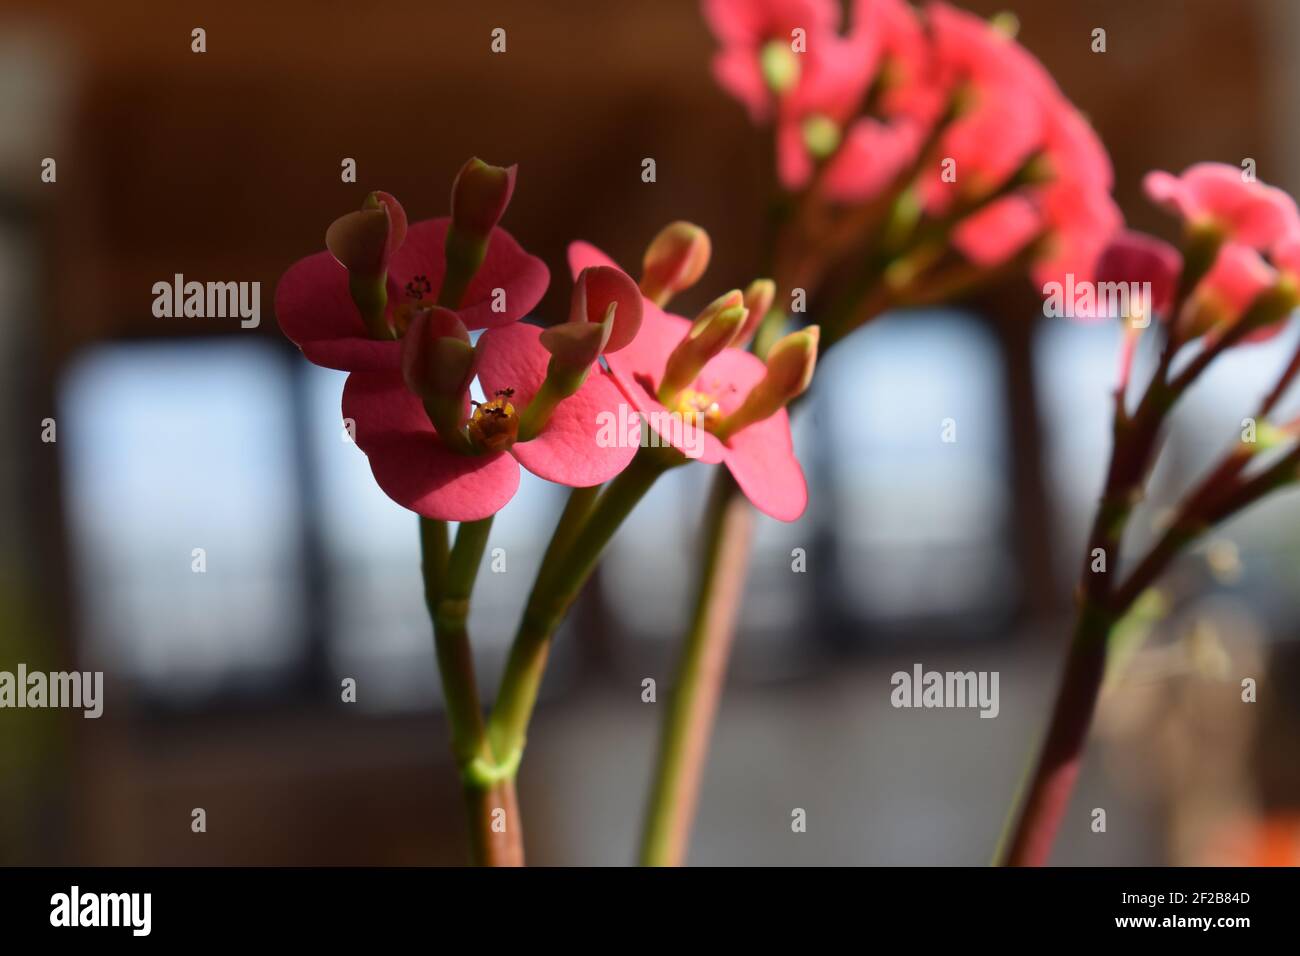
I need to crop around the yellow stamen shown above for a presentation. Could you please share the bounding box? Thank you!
[467,396,519,453]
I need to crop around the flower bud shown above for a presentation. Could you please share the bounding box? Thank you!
[759,39,800,94]
[736,278,776,346]
[762,325,820,400]
[325,190,407,277]
[570,265,643,352]
[540,314,614,371]
[400,307,475,401]
[714,326,819,441]
[325,191,408,340]
[451,158,517,242]
[519,309,619,443]
[657,291,747,404]
[802,115,841,159]
[640,222,712,306]
[1238,275,1300,336]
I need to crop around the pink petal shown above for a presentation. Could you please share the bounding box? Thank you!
[274,250,402,372]
[724,407,808,521]
[951,195,1042,268]
[387,218,549,328]
[713,48,771,123]
[1199,241,1278,317]
[821,117,922,203]
[475,323,638,486]
[604,305,727,464]
[1145,163,1300,250]
[1033,182,1123,289]
[1142,169,1188,216]
[567,240,623,277]
[343,371,519,521]
[776,116,815,191]
[1272,231,1300,275]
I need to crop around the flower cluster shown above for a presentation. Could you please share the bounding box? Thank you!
[275,161,818,522]
[704,0,1121,289]
[1117,163,1300,345]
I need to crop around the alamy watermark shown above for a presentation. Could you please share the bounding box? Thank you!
[891,663,999,718]
[1043,274,1152,326]
[0,664,103,718]
[50,886,150,936]
[595,402,706,459]
[152,273,261,328]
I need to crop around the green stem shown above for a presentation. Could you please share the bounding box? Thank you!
[486,448,677,764]
[421,516,519,865]
[639,469,754,865]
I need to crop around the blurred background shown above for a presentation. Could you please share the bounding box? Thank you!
[2,0,1299,865]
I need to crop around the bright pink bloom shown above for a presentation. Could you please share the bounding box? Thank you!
[344,323,636,521]
[949,98,1121,290]
[703,0,843,123]
[916,3,1058,214]
[951,195,1041,268]
[569,241,808,521]
[849,0,938,120]
[1144,163,1300,250]
[1272,231,1300,276]
[821,116,925,203]
[774,35,878,190]
[276,217,548,372]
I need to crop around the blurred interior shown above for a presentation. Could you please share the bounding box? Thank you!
[2,0,1299,865]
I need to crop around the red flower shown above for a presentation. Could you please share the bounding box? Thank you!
[569,241,811,522]
[1144,163,1300,250]
[703,0,843,124]
[1181,241,1284,344]
[343,270,642,521]
[275,217,549,372]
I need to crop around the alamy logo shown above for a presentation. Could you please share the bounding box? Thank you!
[1042,273,1153,325]
[890,663,999,718]
[50,886,151,936]
[152,273,261,328]
[0,664,103,718]
[595,402,706,459]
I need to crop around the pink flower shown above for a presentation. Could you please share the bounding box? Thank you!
[916,3,1058,214]
[1181,241,1283,344]
[345,318,638,521]
[821,115,926,203]
[950,195,1042,268]
[1144,163,1300,249]
[703,0,843,123]
[275,217,549,372]
[948,98,1121,290]
[569,241,810,521]
[774,34,878,190]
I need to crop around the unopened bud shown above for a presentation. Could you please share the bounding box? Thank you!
[401,307,475,400]
[640,221,712,306]
[714,326,819,441]
[736,278,776,346]
[519,314,615,443]
[325,190,407,277]
[541,314,614,371]
[657,292,747,404]
[571,266,643,352]
[760,39,800,94]
[451,158,517,242]
[802,115,840,159]
[1238,276,1300,335]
